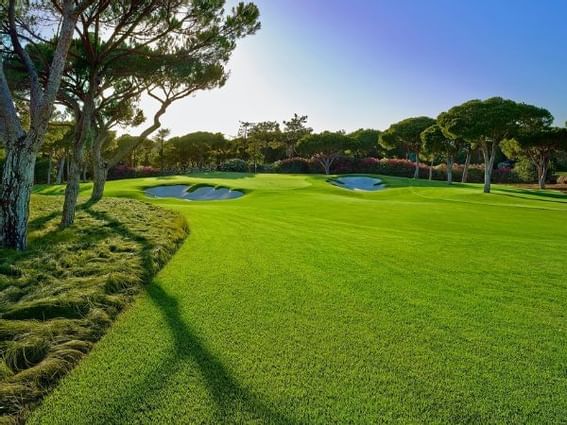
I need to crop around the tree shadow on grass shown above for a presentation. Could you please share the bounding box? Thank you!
[27,210,60,232]
[142,284,298,424]
[493,187,567,204]
[82,203,157,279]
[80,204,296,424]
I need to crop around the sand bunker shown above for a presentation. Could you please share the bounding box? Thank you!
[331,176,385,191]
[145,184,244,201]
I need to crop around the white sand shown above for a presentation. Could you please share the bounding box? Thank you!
[145,185,244,201]
[331,176,385,191]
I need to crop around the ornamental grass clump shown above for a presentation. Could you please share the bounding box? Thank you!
[0,196,188,423]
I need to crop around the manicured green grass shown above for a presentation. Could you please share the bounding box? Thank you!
[0,197,187,422]
[30,174,567,423]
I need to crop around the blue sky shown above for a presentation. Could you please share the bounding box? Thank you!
[144,0,567,137]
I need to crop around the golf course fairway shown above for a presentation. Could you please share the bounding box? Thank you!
[30,174,567,424]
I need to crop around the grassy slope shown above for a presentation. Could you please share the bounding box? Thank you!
[29,174,567,424]
[0,197,187,422]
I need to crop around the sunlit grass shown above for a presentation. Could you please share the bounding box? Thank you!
[29,173,567,424]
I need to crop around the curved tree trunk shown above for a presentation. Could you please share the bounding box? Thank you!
[0,141,37,250]
[61,96,94,228]
[447,155,454,185]
[89,98,171,203]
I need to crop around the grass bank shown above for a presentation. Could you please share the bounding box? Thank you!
[25,174,567,423]
[0,196,187,423]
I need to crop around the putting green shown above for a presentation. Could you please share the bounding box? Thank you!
[30,174,567,424]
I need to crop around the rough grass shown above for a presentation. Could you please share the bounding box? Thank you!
[0,196,187,424]
[27,174,567,423]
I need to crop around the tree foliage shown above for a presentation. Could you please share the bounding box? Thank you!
[349,129,382,158]
[502,127,567,188]
[380,117,435,178]
[297,131,354,174]
[282,114,312,158]
[438,97,553,192]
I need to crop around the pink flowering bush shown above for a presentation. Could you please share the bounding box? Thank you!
[271,156,526,183]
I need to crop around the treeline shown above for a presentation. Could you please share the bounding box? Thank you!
[92,99,567,192]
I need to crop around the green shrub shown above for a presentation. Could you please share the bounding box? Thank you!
[513,159,538,183]
[218,158,248,172]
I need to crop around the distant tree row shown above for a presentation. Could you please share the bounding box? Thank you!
[380,97,567,192]
[98,98,566,195]
[77,119,384,176]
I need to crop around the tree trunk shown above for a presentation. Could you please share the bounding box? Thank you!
[91,163,108,202]
[447,155,454,185]
[538,171,546,189]
[61,96,94,228]
[429,159,434,180]
[0,141,37,250]
[0,0,83,250]
[66,153,70,180]
[482,143,497,194]
[319,157,333,175]
[82,167,87,182]
[90,131,109,202]
[47,155,52,185]
[413,155,420,179]
[61,142,85,227]
[538,160,548,190]
[462,148,471,183]
[56,156,65,184]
